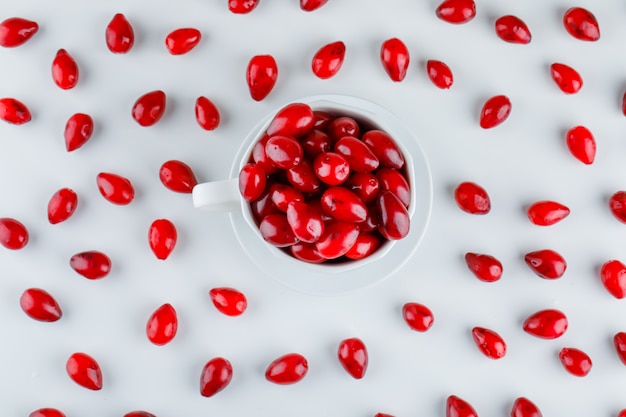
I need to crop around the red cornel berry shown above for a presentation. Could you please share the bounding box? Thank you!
[300,0,328,12]
[209,287,247,316]
[426,60,453,89]
[29,409,66,417]
[146,303,178,345]
[436,0,476,24]
[200,357,233,397]
[613,332,626,365]
[495,15,532,44]
[52,49,79,90]
[149,219,177,260]
[246,54,278,101]
[524,249,567,279]
[97,172,135,205]
[195,96,220,131]
[510,397,543,417]
[337,337,368,379]
[471,327,506,359]
[522,309,568,339]
[265,353,308,384]
[600,260,626,299]
[229,0,259,14]
[70,250,112,280]
[380,38,410,82]
[446,395,478,417]
[159,160,198,193]
[550,63,583,94]
[66,352,103,391]
[527,201,570,226]
[312,41,346,79]
[64,113,94,152]
[402,302,434,332]
[165,28,201,55]
[464,252,502,282]
[0,217,29,249]
[479,95,511,129]
[454,181,491,214]
[609,191,626,223]
[559,347,592,377]
[563,7,600,42]
[48,188,78,224]
[0,17,38,47]
[0,97,31,125]
[20,288,63,322]
[106,13,134,53]
[132,90,166,126]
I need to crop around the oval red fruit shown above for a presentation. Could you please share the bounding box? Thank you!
[321,186,367,223]
[265,136,303,169]
[563,7,600,41]
[200,357,233,397]
[246,54,278,101]
[312,41,346,79]
[345,172,380,203]
[377,190,410,240]
[524,249,566,279]
[290,242,325,263]
[259,213,298,247]
[362,130,405,169]
[446,395,478,417]
[301,129,332,158]
[479,95,511,128]
[327,116,361,142]
[165,28,201,55]
[495,15,532,44]
[300,0,327,11]
[29,408,66,417]
[286,160,321,193]
[454,181,490,214]
[146,303,178,345]
[159,160,198,193]
[267,103,315,138]
[96,172,135,205]
[600,260,626,299]
[338,337,368,379]
[315,221,359,259]
[132,90,166,126]
[436,0,476,24]
[380,38,410,82]
[286,200,324,243]
[209,287,247,316]
[265,353,308,384]
[269,183,304,212]
[613,332,626,365]
[70,250,111,279]
[510,397,543,417]
[335,136,379,173]
[464,252,502,282]
[149,219,177,260]
[527,201,570,226]
[426,60,454,89]
[522,309,568,339]
[229,0,259,14]
[0,17,38,47]
[345,233,381,260]
[195,96,220,130]
[0,97,31,124]
[52,49,79,90]
[559,347,592,377]
[314,152,350,185]
[20,288,62,322]
[376,168,410,207]
[239,163,267,202]
[402,302,434,332]
[609,191,626,223]
[0,217,29,249]
[66,352,102,390]
[106,13,134,53]
[64,113,94,152]
[471,327,506,359]
[565,125,595,164]
[550,63,582,94]
[48,188,78,224]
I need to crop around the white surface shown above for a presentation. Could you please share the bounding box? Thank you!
[1,0,626,415]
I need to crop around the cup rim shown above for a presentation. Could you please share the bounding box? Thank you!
[229,94,433,296]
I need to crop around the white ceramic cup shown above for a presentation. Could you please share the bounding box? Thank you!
[192,94,432,296]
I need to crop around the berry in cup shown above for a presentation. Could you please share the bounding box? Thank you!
[238,102,411,264]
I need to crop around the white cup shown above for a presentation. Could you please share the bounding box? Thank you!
[192,94,432,296]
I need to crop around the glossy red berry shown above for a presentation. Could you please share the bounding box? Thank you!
[619,411,626,417]
[335,136,379,173]
[265,353,308,384]
[436,0,476,24]
[471,327,506,359]
[312,41,345,79]
[600,260,626,299]
[454,181,490,214]
[495,15,531,44]
[380,38,410,82]
[246,55,278,101]
[29,408,66,417]
[361,130,404,169]
[106,13,134,53]
[300,0,328,11]
[195,96,220,130]
[559,347,592,377]
[567,124,596,163]
[209,287,247,316]
[522,309,568,339]
[52,49,79,90]
[70,250,111,280]
[286,200,325,242]
[314,152,350,185]
[200,357,233,397]
[239,163,267,202]
[259,213,299,247]
[446,395,478,417]
[149,219,177,260]
[426,60,453,89]
[265,136,304,169]
[165,28,201,55]
[510,397,543,417]
[464,252,502,282]
[0,217,29,249]
[66,352,103,390]
[229,0,259,14]
[550,63,583,94]
[609,191,626,223]
[613,332,626,365]
[402,302,434,332]
[327,116,361,142]
[146,303,178,345]
[123,412,155,417]
[527,201,570,226]
[0,17,38,47]
[159,160,198,193]
[376,191,410,240]
[524,249,566,279]
[479,95,511,128]
[290,242,325,263]
[64,113,94,152]
[20,288,62,322]
[563,7,600,42]
[266,102,315,138]
[338,337,368,379]
[344,233,381,260]
[132,90,166,126]
[321,186,367,223]
[96,172,135,205]
[0,97,31,124]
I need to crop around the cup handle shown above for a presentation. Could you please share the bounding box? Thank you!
[192,178,241,212]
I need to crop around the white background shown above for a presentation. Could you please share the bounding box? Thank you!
[1,0,626,415]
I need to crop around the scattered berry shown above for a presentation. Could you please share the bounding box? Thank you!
[563,7,600,41]
[495,15,531,44]
[106,13,134,53]
[209,287,247,316]
[200,357,233,397]
[0,217,29,249]
[454,181,491,214]
[20,288,62,322]
[558,347,592,376]
[66,352,103,390]
[402,302,434,332]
